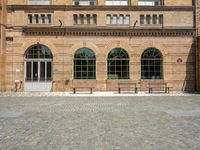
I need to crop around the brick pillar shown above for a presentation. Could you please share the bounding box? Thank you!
[196,0,200,91]
[0,0,7,91]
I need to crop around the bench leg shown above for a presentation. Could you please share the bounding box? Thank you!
[149,88,151,94]
[73,88,76,94]
[90,88,92,94]
[135,87,138,94]
[165,87,167,93]
[118,88,121,94]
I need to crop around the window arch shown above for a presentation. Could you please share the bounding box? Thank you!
[25,44,53,59]
[74,48,96,79]
[25,44,53,81]
[141,48,163,79]
[107,48,129,79]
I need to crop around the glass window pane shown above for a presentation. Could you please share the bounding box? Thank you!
[119,15,124,24]
[106,15,111,24]
[113,15,117,24]
[47,14,52,24]
[41,14,45,24]
[125,15,130,24]
[140,15,144,25]
[34,15,39,24]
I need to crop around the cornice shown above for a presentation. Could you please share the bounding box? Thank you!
[22,27,195,37]
[7,5,195,12]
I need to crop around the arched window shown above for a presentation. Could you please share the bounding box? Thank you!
[25,44,53,81]
[141,48,163,79]
[74,48,96,79]
[107,48,129,79]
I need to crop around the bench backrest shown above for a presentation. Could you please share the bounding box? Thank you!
[118,81,138,88]
[72,80,97,88]
[148,81,167,90]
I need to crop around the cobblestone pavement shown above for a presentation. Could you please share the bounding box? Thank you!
[0,96,200,150]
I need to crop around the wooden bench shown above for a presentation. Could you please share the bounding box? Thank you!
[148,81,171,93]
[118,81,139,94]
[72,87,95,94]
[72,80,96,94]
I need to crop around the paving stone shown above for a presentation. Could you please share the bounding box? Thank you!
[0,96,200,149]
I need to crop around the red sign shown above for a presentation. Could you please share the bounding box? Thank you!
[177,58,183,64]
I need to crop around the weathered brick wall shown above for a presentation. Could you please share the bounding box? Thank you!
[4,33,195,92]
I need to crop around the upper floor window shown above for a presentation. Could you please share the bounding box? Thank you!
[27,14,52,25]
[140,14,163,26]
[41,14,46,24]
[73,14,97,25]
[138,0,161,6]
[73,0,96,6]
[106,14,130,25]
[113,15,117,24]
[158,14,163,25]
[105,0,128,6]
[28,0,51,5]
[119,15,124,24]
[125,15,130,25]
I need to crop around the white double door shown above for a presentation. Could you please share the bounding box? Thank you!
[24,60,52,92]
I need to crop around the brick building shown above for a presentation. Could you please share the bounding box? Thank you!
[0,0,197,92]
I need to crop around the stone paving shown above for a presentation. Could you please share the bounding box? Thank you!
[0,96,200,150]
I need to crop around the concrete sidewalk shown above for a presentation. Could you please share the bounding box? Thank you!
[0,91,199,97]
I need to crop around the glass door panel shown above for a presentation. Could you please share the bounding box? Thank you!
[40,61,46,81]
[47,62,52,81]
[26,62,32,81]
[33,62,38,81]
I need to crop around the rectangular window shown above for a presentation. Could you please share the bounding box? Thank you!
[41,14,45,24]
[152,15,157,24]
[28,0,51,5]
[47,14,52,24]
[73,14,78,24]
[125,15,130,25]
[159,14,163,25]
[28,14,32,24]
[146,15,151,24]
[138,0,161,6]
[34,14,39,24]
[106,15,111,24]
[73,0,96,6]
[90,1,95,5]
[140,15,144,25]
[86,14,90,24]
[74,1,79,5]
[105,0,128,6]
[80,14,84,24]
[93,14,97,25]
[113,15,117,24]
[119,15,124,24]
